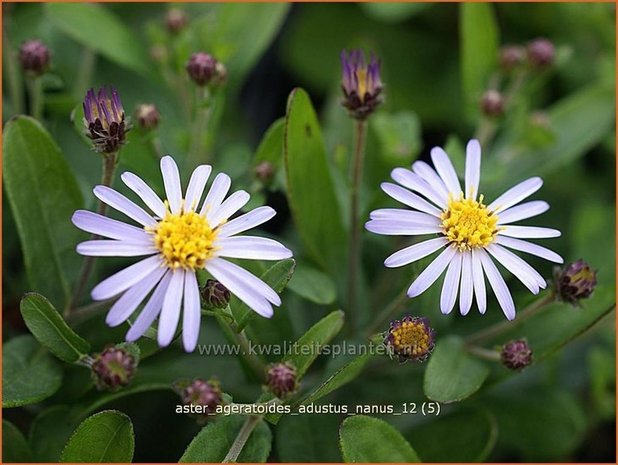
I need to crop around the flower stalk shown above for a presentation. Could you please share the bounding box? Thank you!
[26,75,43,120]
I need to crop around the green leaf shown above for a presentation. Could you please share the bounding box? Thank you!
[407,409,498,462]
[179,415,272,462]
[20,292,90,363]
[287,264,337,305]
[277,413,341,462]
[29,406,81,462]
[254,118,285,169]
[3,116,84,308]
[459,3,499,119]
[60,410,135,463]
[372,111,422,162]
[46,3,152,77]
[3,420,33,462]
[339,415,420,463]
[424,336,490,403]
[284,88,347,281]
[3,335,62,408]
[283,310,345,378]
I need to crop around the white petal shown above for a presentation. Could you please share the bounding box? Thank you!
[464,139,481,200]
[72,210,152,243]
[369,209,440,227]
[160,156,183,215]
[184,165,212,213]
[478,249,516,320]
[495,236,563,263]
[182,271,201,352]
[217,206,276,237]
[208,190,250,226]
[93,186,157,227]
[91,255,163,301]
[407,246,457,297]
[158,269,185,347]
[488,177,543,213]
[498,226,561,239]
[384,237,448,268]
[486,243,546,293]
[126,272,171,342]
[440,253,462,314]
[431,146,462,196]
[216,236,293,260]
[365,219,442,236]
[497,201,549,225]
[459,252,473,316]
[77,240,156,257]
[106,266,167,327]
[200,173,231,216]
[411,161,450,199]
[471,249,487,314]
[391,168,447,209]
[380,182,442,217]
[121,172,167,218]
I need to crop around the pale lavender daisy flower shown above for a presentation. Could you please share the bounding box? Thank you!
[72,156,293,352]
[366,139,563,320]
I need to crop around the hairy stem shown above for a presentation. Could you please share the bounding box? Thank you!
[465,344,501,361]
[222,414,261,463]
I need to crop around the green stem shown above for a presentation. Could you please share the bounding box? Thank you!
[465,344,501,362]
[222,414,262,463]
[188,86,211,164]
[3,23,24,115]
[26,76,43,120]
[148,134,165,159]
[364,289,407,338]
[75,47,96,99]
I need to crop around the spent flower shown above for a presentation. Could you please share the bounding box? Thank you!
[340,49,383,120]
[201,279,231,309]
[384,315,435,363]
[555,259,597,305]
[83,87,129,153]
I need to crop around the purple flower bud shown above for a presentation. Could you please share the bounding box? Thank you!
[135,104,160,131]
[83,86,130,153]
[201,279,230,309]
[186,52,226,87]
[501,339,533,370]
[384,315,435,363]
[265,362,298,398]
[499,45,526,71]
[340,49,383,120]
[174,378,222,423]
[527,38,555,68]
[19,39,50,76]
[165,8,188,35]
[254,161,275,185]
[480,90,505,117]
[91,346,137,391]
[555,259,597,305]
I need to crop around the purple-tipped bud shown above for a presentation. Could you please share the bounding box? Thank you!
[501,339,533,370]
[83,87,129,153]
[340,49,383,120]
[384,315,435,363]
[527,38,555,68]
[266,362,298,398]
[254,161,275,185]
[555,259,597,305]
[201,279,230,309]
[19,40,50,76]
[165,8,188,35]
[480,90,505,117]
[135,104,160,131]
[499,45,526,71]
[91,346,137,391]
[186,52,226,87]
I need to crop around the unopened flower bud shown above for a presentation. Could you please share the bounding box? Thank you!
[499,45,526,71]
[555,259,597,305]
[174,378,222,423]
[201,279,230,309]
[83,86,130,153]
[527,38,555,68]
[266,362,298,398]
[384,315,435,363]
[480,90,505,117]
[341,49,383,120]
[165,8,188,35]
[135,104,160,131]
[501,339,532,370]
[254,161,275,185]
[186,52,225,87]
[91,346,137,391]
[19,39,50,76]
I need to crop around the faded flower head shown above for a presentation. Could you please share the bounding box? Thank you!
[384,315,435,363]
[340,49,383,120]
[91,346,137,391]
[501,339,533,370]
[527,38,555,68]
[266,362,298,398]
[165,8,188,35]
[83,87,129,153]
[186,52,226,87]
[201,279,231,309]
[480,90,505,117]
[555,259,597,305]
[499,45,526,71]
[135,103,160,131]
[19,39,51,76]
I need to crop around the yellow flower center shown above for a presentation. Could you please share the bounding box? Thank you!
[151,210,217,270]
[391,321,431,358]
[441,194,498,251]
[356,68,368,99]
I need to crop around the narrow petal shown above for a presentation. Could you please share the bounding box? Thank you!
[182,271,201,352]
[495,236,563,263]
[486,243,546,293]
[208,190,250,226]
[365,219,442,236]
[184,165,212,212]
[380,182,442,217]
[77,240,156,257]
[121,172,167,218]
[91,255,163,301]
[478,249,516,320]
[72,210,152,243]
[216,236,293,261]
[93,186,157,227]
[440,253,462,314]
[431,146,462,195]
[498,225,561,239]
[158,269,185,347]
[407,246,457,297]
[464,139,481,200]
[160,156,183,214]
[384,237,448,268]
[459,252,473,316]
[391,168,447,209]
[488,177,543,213]
[369,209,440,227]
[471,249,487,314]
[200,173,231,216]
[126,272,171,342]
[497,201,550,225]
[217,206,276,237]
[411,161,450,200]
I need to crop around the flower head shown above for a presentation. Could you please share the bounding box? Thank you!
[175,378,222,412]
[555,259,597,305]
[83,87,129,153]
[527,38,555,68]
[384,315,435,363]
[91,346,137,391]
[186,52,226,87]
[19,39,50,76]
[72,156,293,352]
[135,104,160,131]
[366,139,563,320]
[265,362,298,398]
[500,339,533,370]
[201,279,231,309]
[340,49,383,120]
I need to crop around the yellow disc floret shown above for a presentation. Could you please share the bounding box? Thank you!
[390,320,431,358]
[152,210,217,270]
[441,194,498,251]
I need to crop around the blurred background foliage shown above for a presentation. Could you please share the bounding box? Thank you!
[2,2,616,463]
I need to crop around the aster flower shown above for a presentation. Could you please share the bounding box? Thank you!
[71,156,293,352]
[340,49,383,120]
[384,315,435,363]
[83,87,129,153]
[366,139,563,320]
